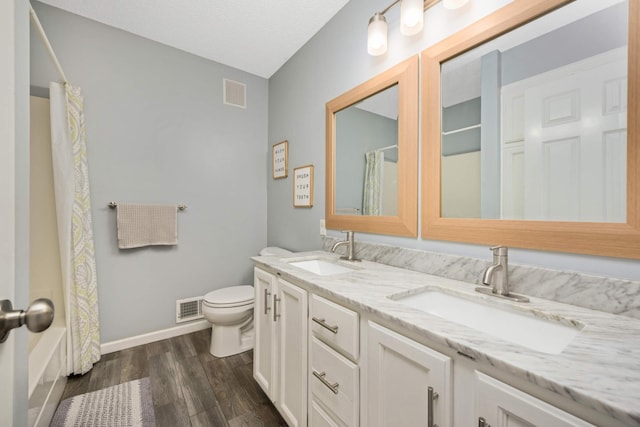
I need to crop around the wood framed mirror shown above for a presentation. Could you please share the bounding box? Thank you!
[326,56,419,236]
[421,0,640,258]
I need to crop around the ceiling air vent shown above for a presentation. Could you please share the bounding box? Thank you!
[223,78,246,109]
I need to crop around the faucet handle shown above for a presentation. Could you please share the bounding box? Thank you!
[489,245,508,256]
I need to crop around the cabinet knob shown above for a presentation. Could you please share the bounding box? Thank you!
[479,417,491,427]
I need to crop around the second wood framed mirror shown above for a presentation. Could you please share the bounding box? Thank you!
[326,56,419,236]
[421,0,640,259]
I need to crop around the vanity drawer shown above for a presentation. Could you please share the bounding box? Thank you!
[311,294,359,360]
[310,400,340,427]
[311,337,359,427]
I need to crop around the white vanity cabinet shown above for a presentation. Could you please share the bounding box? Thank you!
[251,257,632,427]
[474,372,595,427]
[253,268,308,427]
[366,322,452,427]
[309,294,360,427]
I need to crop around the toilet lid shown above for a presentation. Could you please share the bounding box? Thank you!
[204,285,254,305]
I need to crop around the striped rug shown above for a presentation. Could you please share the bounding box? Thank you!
[51,377,156,427]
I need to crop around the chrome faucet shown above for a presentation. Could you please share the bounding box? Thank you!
[476,246,529,302]
[331,231,360,262]
[483,246,509,295]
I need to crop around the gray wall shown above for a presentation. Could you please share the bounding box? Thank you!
[267,0,640,281]
[30,2,269,343]
[501,2,628,86]
[441,97,480,156]
[335,107,397,211]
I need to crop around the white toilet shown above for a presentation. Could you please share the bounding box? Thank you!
[202,246,292,357]
[203,285,255,357]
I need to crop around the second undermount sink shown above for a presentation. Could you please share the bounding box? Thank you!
[390,289,584,354]
[288,258,358,276]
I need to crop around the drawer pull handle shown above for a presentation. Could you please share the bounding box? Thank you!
[312,317,339,334]
[264,289,271,315]
[313,370,339,395]
[428,386,439,427]
[273,294,280,322]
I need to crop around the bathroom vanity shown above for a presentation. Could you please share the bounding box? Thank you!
[252,251,640,427]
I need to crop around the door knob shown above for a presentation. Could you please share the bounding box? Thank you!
[0,298,54,343]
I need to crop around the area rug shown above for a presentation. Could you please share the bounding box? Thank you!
[50,377,156,427]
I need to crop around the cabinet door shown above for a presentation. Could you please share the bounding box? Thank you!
[475,372,595,427]
[277,279,308,427]
[367,322,452,427]
[253,268,277,400]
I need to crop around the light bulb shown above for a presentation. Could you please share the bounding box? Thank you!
[368,13,388,56]
[401,0,424,36]
[443,0,469,10]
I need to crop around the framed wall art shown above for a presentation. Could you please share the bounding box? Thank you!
[293,165,314,208]
[272,140,288,179]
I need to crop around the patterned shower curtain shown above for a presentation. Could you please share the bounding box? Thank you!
[362,150,384,215]
[50,82,101,375]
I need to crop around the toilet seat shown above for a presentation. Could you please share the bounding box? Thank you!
[204,285,254,308]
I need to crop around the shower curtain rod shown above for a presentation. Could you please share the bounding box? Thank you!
[368,144,398,154]
[29,3,68,83]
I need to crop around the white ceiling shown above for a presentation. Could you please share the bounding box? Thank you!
[37,0,351,78]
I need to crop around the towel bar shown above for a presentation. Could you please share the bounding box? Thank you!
[108,202,187,211]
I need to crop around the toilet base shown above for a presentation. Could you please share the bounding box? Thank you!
[209,317,254,358]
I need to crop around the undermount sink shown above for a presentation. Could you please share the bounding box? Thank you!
[390,289,583,354]
[288,258,357,276]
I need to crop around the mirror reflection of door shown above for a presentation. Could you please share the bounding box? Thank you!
[502,47,626,221]
[441,0,628,222]
[335,85,399,216]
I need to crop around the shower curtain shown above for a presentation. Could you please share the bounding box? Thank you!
[362,150,384,215]
[50,82,101,375]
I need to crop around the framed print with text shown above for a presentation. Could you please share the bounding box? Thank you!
[293,165,314,208]
[272,140,288,179]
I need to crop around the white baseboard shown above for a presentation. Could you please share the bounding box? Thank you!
[100,320,211,355]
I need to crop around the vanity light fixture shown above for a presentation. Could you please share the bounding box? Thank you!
[367,0,469,56]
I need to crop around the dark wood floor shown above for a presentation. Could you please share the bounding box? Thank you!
[60,329,287,427]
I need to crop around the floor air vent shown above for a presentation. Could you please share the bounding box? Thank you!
[223,78,246,108]
[176,297,204,323]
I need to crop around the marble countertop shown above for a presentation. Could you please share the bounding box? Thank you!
[252,251,640,426]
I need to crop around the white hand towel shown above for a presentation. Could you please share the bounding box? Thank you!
[116,203,178,249]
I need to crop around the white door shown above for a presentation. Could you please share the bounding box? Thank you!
[2,1,28,425]
[0,76,18,425]
[501,48,627,221]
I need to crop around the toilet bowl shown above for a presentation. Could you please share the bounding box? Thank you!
[203,285,255,358]
[203,247,292,358]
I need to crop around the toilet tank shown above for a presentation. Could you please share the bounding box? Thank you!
[260,247,292,257]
